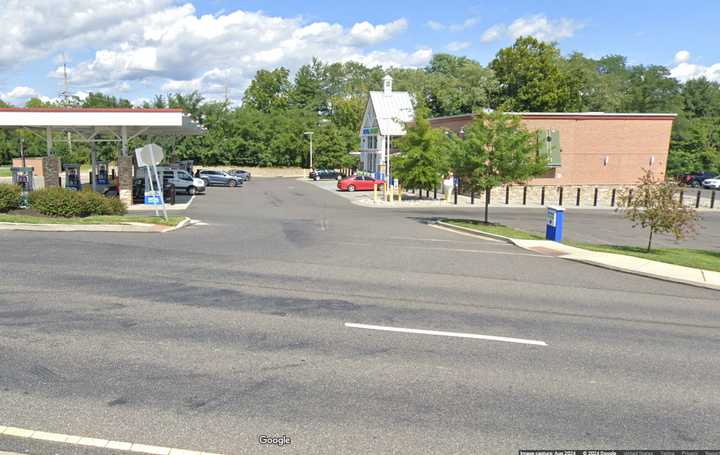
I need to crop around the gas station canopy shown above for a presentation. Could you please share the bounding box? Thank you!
[0,108,206,141]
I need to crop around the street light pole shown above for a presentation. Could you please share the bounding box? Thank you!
[304,131,314,169]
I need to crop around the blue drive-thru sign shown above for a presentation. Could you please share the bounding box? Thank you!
[144,190,162,205]
[545,206,565,241]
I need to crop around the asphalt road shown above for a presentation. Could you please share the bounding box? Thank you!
[0,178,718,455]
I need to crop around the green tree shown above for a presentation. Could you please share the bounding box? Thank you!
[392,109,449,194]
[244,68,292,113]
[82,92,132,108]
[490,36,581,112]
[623,65,682,113]
[681,77,720,118]
[452,110,548,222]
[291,58,328,112]
[617,169,699,252]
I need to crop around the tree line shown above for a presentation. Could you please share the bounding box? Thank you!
[1,36,719,177]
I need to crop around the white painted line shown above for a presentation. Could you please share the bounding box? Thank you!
[429,223,506,242]
[0,424,224,455]
[344,322,548,346]
[78,437,109,448]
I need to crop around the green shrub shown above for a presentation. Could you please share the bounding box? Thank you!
[0,183,22,212]
[29,188,126,217]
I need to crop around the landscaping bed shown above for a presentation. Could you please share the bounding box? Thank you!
[0,212,184,227]
[442,218,543,240]
[442,218,720,272]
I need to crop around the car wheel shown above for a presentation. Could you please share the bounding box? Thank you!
[314,176,320,181]
[691,181,701,188]
[187,186,196,196]
[202,178,210,186]
[228,179,237,187]
[347,184,355,192]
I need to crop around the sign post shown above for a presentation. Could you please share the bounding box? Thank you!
[545,206,565,241]
[135,143,167,220]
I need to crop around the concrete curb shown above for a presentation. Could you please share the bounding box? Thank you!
[161,217,192,233]
[0,217,191,233]
[436,220,720,292]
[436,221,517,243]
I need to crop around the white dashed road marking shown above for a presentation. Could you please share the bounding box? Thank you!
[345,322,548,346]
[0,425,223,455]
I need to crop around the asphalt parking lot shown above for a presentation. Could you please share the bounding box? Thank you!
[1,178,718,454]
[311,179,720,249]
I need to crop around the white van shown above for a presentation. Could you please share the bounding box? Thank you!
[137,167,206,195]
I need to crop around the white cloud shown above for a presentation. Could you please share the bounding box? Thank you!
[447,41,471,52]
[481,25,504,43]
[480,14,582,43]
[2,86,39,101]
[670,54,720,83]
[426,20,445,31]
[345,48,433,69]
[449,17,479,32]
[674,50,690,64]
[0,0,174,70]
[32,4,416,96]
[348,18,407,45]
[2,2,426,102]
[425,17,480,33]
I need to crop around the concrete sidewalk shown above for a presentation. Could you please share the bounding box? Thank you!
[438,221,720,290]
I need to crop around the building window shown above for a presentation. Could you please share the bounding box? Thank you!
[362,135,378,150]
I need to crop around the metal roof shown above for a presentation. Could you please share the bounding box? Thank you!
[0,108,206,137]
[368,91,414,136]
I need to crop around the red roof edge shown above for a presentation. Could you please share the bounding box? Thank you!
[0,108,186,113]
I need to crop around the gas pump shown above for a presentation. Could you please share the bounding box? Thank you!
[11,167,33,208]
[64,164,82,190]
[96,162,109,185]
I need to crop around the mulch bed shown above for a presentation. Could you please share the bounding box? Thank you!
[5,208,47,217]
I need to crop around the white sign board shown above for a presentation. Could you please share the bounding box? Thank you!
[135,143,164,167]
[546,209,557,227]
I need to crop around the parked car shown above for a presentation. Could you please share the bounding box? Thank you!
[310,169,344,181]
[702,177,720,189]
[161,169,206,195]
[679,171,716,187]
[337,175,385,192]
[227,169,251,181]
[136,166,206,195]
[196,170,242,187]
[131,178,177,204]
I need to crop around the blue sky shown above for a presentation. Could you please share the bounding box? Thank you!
[1,0,718,106]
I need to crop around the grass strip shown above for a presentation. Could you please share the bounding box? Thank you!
[0,213,184,227]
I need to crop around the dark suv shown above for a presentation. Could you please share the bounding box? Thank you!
[679,171,716,188]
[196,170,242,187]
[309,169,344,181]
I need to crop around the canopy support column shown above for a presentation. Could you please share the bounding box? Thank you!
[91,139,98,193]
[46,127,53,156]
[121,126,128,156]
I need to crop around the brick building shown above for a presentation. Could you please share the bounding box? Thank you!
[430,112,676,185]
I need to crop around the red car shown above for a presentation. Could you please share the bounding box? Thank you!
[337,175,385,192]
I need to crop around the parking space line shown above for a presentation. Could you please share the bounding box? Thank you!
[429,223,507,242]
[328,240,549,257]
[0,425,223,455]
[344,322,548,346]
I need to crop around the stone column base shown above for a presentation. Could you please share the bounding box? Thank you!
[42,156,61,188]
[118,155,134,207]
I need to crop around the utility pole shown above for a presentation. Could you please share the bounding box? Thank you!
[304,131,314,169]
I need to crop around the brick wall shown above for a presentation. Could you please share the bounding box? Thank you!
[430,113,675,186]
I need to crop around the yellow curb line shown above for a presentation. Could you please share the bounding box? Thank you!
[0,425,224,455]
